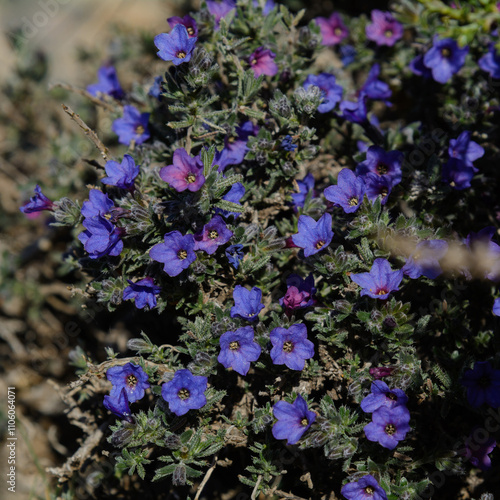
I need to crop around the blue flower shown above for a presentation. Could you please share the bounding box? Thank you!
[493,298,500,316]
[291,213,333,257]
[81,189,114,219]
[360,381,408,413]
[226,244,244,269]
[363,173,392,205]
[107,363,150,403]
[112,105,150,146]
[102,154,140,190]
[461,361,500,408]
[230,285,264,322]
[423,36,469,84]
[218,121,258,167]
[148,76,163,99]
[207,0,236,28]
[290,173,315,211]
[339,93,368,124]
[402,239,448,279]
[253,0,275,15]
[324,168,365,214]
[161,369,207,416]
[87,65,124,100]
[78,215,124,259]
[281,135,297,151]
[356,146,403,187]
[215,182,245,219]
[339,45,356,67]
[341,474,388,500]
[194,215,233,255]
[442,158,476,190]
[479,44,500,79]
[364,405,411,450]
[409,54,433,79]
[149,231,197,277]
[360,64,392,103]
[351,258,403,300]
[270,323,315,371]
[19,185,54,214]
[123,277,161,309]
[272,395,316,445]
[103,388,133,422]
[303,73,343,113]
[448,131,484,168]
[154,24,197,66]
[218,326,261,375]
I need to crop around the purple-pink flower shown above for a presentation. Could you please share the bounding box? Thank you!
[315,13,348,46]
[160,148,205,192]
[248,47,278,78]
[365,10,403,47]
[193,215,233,255]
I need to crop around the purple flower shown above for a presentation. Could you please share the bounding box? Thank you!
[194,215,233,255]
[226,244,244,269]
[493,298,500,316]
[360,381,408,413]
[360,64,392,103]
[364,405,411,450]
[107,362,150,403]
[279,273,317,312]
[303,73,343,113]
[341,474,388,500]
[324,168,366,214]
[402,239,449,279]
[149,231,197,277]
[103,388,133,422]
[351,258,403,300]
[253,0,275,15]
[448,131,484,168]
[123,277,161,309]
[19,185,54,214]
[215,182,245,218]
[270,323,315,371]
[340,94,368,124]
[102,154,140,190]
[281,135,297,151]
[230,285,264,322]
[409,54,433,79]
[167,14,198,38]
[248,47,278,78]
[148,76,163,99]
[465,227,500,281]
[461,361,500,408]
[423,36,469,84]
[365,10,403,47]
[207,0,236,28]
[218,326,262,375]
[463,430,496,471]
[218,121,258,167]
[369,366,394,380]
[272,395,316,445]
[315,13,348,46]
[364,173,392,205]
[290,173,315,211]
[112,105,150,146]
[161,369,207,416]
[291,213,333,257]
[81,189,114,219]
[154,24,197,66]
[78,215,124,259]
[87,65,124,100]
[479,44,500,79]
[160,148,205,192]
[442,158,476,190]
[356,146,403,187]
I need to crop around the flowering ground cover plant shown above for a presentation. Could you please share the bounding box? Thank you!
[17,0,500,498]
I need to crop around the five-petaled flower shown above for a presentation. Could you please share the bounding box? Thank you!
[107,362,150,403]
[291,213,333,257]
[123,277,161,309]
[423,36,469,84]
[461,361,500,408]
[149,231,197,277]
[324,168,365,214]
[248,47,278,78]
[78,215,124,259]
[350,258,403,300]
[365,10,403,47]
[355,146,403,187]
[161,369,207,416]
[303,73,343,113]
[315,12,348,46]
[112,105,150,146]
[270,323,315,371]
[341,474,388,500]
[218,326,262,375]
[364,405,411,450]
[154,24,197,66]
[20,185,54,214]
[360,381,408,413]
[167,14,198,38]
[279,273,317,313]
[102,154,140,191]
[160,148,205,192]
[194,215,233,255]
[87,65,124,100]
[230,285,265,322]
[272,395,316,445]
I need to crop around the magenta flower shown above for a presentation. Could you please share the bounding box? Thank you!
[207,0,236,29]
[365,10,403,47]
[270,323,315,371]
[193,215,233,255]
[272,395,316,445]
[160,148,205,192]
[463,429,496,471]
[154,24,197,66]
[350,258,403,300]
[248,47,278,78]
[315,13,348,46]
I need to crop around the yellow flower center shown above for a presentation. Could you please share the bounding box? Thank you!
[178,388,190,400]
[283,341,294,353]
[229,341,239,351]
[178,249,188,260]
[135,125,145,135]
[177,51,186,59]
[186,174,196,183]
[127,374,137,387]
[376,163,388,175]
[349,197,358,207]
[441,48,451,58]
[384,29,393,38]
[209,230,218,239]
[385,423,396,435]
[301,417,309,426]
[315,240,325,249]
[187,27,194,36]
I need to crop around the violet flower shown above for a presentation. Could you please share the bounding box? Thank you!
[226,244,244,269]
[149,231,197,277]
[193,215,233,255]
[351,258,403,300]
[167,14,198,38]
[423,36,469,84]
[154,24,197,66]
[324,168,366,214]
[107,362,150,403]
[19,185,55,214]
[363,173,393,205]
[360,64,392,103]
[461,361,500,408]
[123,277,161,309]
[279,273,317,312]
[290,173,315,211]
[112,105,150,146]
[160,148,205,192]
[218,326,261,375]
[341,474,388,500]
[248,47,278,78]
[463,429,496,471]
[448,131,484,168]
[102,154,140,190]
[291,213,333,257]
[479,44,500,79]
[103,388,133,422]
[161,369,207,416]
[272,395,316,445]
[207,0,236,29]
[364,405,411,450]
[360,381,408,413]
[78,215,124,259]
[87,65,124,100]
[355,146,403,187]
[269,323,315,371]
[303,73,343,113]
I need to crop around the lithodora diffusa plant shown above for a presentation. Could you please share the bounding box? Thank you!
[22,0,500,498]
